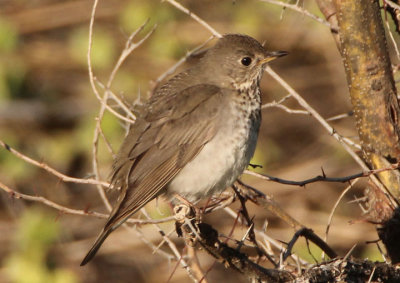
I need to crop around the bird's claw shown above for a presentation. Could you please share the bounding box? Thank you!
[174,204,202,245]
[173,204,193,222]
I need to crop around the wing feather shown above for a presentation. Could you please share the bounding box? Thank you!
[81,84,228,265]
[107,84,224,227]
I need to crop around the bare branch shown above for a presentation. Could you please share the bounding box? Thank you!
[235,181,338,260]
[325,180,358,244]
[141,209,199,283]
[260,0,333,29]
[106,19,154,91]
[0,139,108,187]
[282,227,337,262]
[95,119,115,157]
[386,0,400,11]
[92,93,113,211]
[105,20,156,117]
[184,221,295,282]
[341,137,362,150]
[326,111,353,121]
[88,3,155,212]
[223,207,309,266]
[267,103,310,115]
[187,246,208,283]
[385,16,400,62]
[262,94,310,115]
[0,180,174,225]
[164,0,221,38]
[87,0,136,123]
[244,161,400,186]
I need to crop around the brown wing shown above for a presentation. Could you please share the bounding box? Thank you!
[81,84,226,265]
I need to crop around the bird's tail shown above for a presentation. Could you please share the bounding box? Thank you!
[80,228,113,266]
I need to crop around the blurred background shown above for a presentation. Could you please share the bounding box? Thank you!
[0,0,389,282]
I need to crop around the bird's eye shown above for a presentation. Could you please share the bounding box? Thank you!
[241,57,252,66]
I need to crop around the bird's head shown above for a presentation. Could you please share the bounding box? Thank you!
[199,34,288,90]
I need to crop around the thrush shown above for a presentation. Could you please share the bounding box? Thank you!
[81,34,287,265]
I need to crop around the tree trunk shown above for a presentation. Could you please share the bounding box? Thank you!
[316,0,400,263]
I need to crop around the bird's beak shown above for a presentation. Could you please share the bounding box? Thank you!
[258,51,288,65]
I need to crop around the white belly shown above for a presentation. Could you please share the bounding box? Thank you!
[167,118,259,202]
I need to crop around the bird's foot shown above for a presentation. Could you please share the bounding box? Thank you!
[174,203,203,246]
[173,204,194,222]
[173,193,202,222]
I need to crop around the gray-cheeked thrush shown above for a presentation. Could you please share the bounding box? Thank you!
[81,34,287,265]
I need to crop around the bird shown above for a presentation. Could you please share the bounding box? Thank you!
[80,34,287,265]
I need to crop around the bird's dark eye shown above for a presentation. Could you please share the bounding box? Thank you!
[241,57,252,66]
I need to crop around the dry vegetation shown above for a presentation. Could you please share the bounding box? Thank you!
[1,0,399,282]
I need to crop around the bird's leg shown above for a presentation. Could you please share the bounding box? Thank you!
[173,193,202,222]
[173,194,204,246]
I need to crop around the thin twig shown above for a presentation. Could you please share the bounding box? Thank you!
[105,20,156,118]
[188,246,208,283]
[87,0,136,123]
[125,223,175,261]
[375,242,388,263]
[341,136,362,150]
[343,244,357,262]
[244,161,400,186]
[0,139,108,187]
[94,79,139,124]
[268,104,310,115]
[385,14,400,61]
[153,228,175,255]
[192,221,295,281]
[260,0,333,29]
[164,0,222,38]
[326,111,353,121]
[263,93,292,107]
[96,120,116,157]
[236,182,337,260]
[89,3,155,211]
[282,227,337,262]
[92,93,113,211]
[141,209,199,283]
[325,180,358,243]
[224,207,310,266]
[386,0,400,11]
[262,94,310,114]
[106,20,155,91]
[0,180,174,224]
